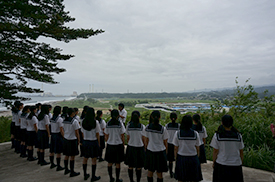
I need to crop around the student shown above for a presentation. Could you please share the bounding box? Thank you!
[173,115,203,182]
[104,109,126,182]
[37,105,51,166]
[26,106,39,161]
[14,102,23,154]
[80,106,89,157]
[35,103,42,116]
[62,108,81,177]
[210,115,244,182]
[118,103,127,126]
[192,113,208,164]
[82,107,101,181]
[19,106,30,158]
[125,111,145,182]
[10,101,20,149]
[96,110,106,162]
[165,112,180,178]
[144,110,168,182]
[61,106,69,119]
[49,106,65,171]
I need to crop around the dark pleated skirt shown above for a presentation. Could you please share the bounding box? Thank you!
[26,131,37,147]
[167,143,175,162]
[79,129,83,144]
[50,133,63,154]
[199,144,207,163]
[144,149,168,173]
[125,145,145,168]
[174,154,203,181]
[10,122,16,135]
[14,126,21,140]
[99,136,105,149]
[63,139,79,156]
[213,162,244,182]
[83,140,100,158]
[105,144,125,163]
[20,129,27,142]
[37,130,49,149]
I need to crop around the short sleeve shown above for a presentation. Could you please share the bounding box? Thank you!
[210,133,219,149]
[125,125,129,135]
[141,125,146,137]
[104,127,109,135]
[195,131,203,146]
[33,116,38,125]
[203,126,208,138]
[172,132,179,146]
[120,123,126,134]
[162,127,169,140]
[239,134,245,150]
[72,119,81,131]
[102,120,106,129]
[58,118,64,128]
[45,115,50,125]
[95,121,101,134]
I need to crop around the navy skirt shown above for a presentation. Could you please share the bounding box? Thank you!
[105,144,124,163]
[83,140,100,158]
[213,162,243,182]
[167,143,175,162]
[10,122,15,135]
[145,149,168,173]
[37,130,49,149]
[26,131,37,147]
[199,144,207,163]
[50,133,63,154]
[63,139,79,156]
[14,126,21,140]
[125,145,145,168]
[99,136,105,149]
[20,129,27,142]
[174,154,203,181]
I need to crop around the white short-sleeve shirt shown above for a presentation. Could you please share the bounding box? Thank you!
[81,120,101,141]
[63,118,81,140]
[26,116,38,131]
[50,115,64,133]
[97,119,106,136]
[165,123,180,144]
[126,123,146,147]
[20,113,29,129]
[172,130,203,156]
[144,124,169,152]
[104,120,126,145]
[38,115,50,130]
[210,132,244,166]
[15,111,22,126]
[119,109,127,124]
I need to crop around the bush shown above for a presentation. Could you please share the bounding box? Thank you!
[0,116,11,143]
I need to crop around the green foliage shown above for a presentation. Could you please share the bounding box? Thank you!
[0,0,104,106]
[0,116,12,143]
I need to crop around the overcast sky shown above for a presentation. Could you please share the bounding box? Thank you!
[30,0,275,95]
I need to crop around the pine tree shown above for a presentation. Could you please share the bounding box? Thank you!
[0,0,104,106]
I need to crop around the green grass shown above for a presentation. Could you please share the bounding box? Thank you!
[0,116,12,143]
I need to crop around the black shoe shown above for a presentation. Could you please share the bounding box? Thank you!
[64,169,71,175]
[110,177,115,182]
[56,166,65,171]
[50,163,57,169]
[116,179,123,182]
[28,157,38,161]
[91,176,101,181]
[40,160,50,166]
[70,171,80,177]
[84,174,90,180]
[20,154,28,158]
[98,158,104,162]
[170,172,174,178]
[37,160,41,165]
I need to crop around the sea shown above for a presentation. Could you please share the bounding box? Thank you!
[0,96,76,112]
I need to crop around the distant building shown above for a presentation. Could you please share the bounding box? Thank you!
[71,91,78,97]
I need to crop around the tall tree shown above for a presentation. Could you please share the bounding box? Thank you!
[0,0,104,106]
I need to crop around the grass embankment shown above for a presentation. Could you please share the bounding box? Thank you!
[0,116,12,143]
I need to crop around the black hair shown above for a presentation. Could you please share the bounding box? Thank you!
[151,110,160,125]
[52,106,62,121]
[192,113,202,131]
[82,107,96,131]
[38,105,49,121]
[118,103,124,108]
[48,104,52,109]
[64,108,75,121]
[131,111,140,126]
[11,101,21,113]
[96,110,103,123]
[149,112,153,124]
[218,114,239,133]
[21,106,30,117]
[170,112,177,124]
[74,108,79,112]
[27,106,37,120]
[61,106,69,118]
[80,105,89,119]
[109,109,120,125]
[36,103,42,109]
[180,115,193,131]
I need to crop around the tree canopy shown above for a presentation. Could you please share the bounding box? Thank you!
[0,0,104,106]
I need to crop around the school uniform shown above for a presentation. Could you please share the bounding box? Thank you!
[165,122,180,162]
[14,111,22,140]
[20,113,29,142]
[62,117,81,156]
[192,124,208,163]
[97,119,106,150]
[50,115,64,154]
[81,120,101,158]
[144,123,169,172]
[26,115,38,147]
[172,129,203,181]
[119,109,127,125]
[10,110,18,136]
[104,120,126,163]
[125,123,146,168]
[37,115,50,149]
[210,131,244,182]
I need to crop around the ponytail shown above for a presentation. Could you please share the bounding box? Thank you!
[131,111,140,127]
[96,110,103,123]
[151,111,160,125]
[192,113,202,131]
[109,109,120,125]
[27,106,37,120]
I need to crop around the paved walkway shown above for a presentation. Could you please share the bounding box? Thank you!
[0,142,274,182]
